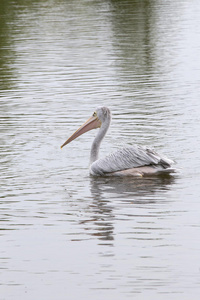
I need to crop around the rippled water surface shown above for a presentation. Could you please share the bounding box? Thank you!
[1,0,200,299]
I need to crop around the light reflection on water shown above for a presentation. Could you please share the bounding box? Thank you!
[1,0,200,299]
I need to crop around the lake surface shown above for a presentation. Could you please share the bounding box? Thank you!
[1,0,200,299]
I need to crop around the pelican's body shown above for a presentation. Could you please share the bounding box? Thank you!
[61,107,176,176]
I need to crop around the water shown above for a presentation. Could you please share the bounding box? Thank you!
[1,0,200,299]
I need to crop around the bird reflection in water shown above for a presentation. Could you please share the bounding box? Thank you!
[90,174,176,204]
[82,174,176,246]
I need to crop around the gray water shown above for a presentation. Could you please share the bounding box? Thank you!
[1,0,200,299]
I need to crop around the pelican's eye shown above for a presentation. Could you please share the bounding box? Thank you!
[93,111,97,117]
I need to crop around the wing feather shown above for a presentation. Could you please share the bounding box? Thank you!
[90,145,174,175]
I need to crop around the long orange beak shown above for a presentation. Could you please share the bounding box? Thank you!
[61,115,101,148]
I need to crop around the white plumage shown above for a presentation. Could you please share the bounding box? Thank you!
[90,145,174,176]
[61,107,176,176]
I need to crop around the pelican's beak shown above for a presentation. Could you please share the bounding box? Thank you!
[61,115,101,148]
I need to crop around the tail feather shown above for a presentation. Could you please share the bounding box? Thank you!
[155,167,177,175]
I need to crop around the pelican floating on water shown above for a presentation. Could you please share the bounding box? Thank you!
[61,107,176,176]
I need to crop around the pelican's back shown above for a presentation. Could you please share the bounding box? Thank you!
[90,145,174,176]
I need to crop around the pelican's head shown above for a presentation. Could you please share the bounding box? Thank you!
[95,106,111,125]
[61,106,111,148]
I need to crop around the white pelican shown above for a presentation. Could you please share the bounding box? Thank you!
[61,107,176,176]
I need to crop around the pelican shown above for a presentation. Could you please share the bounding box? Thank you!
[61,107,176,176]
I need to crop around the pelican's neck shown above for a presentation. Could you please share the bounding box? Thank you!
[90,117,110,165]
